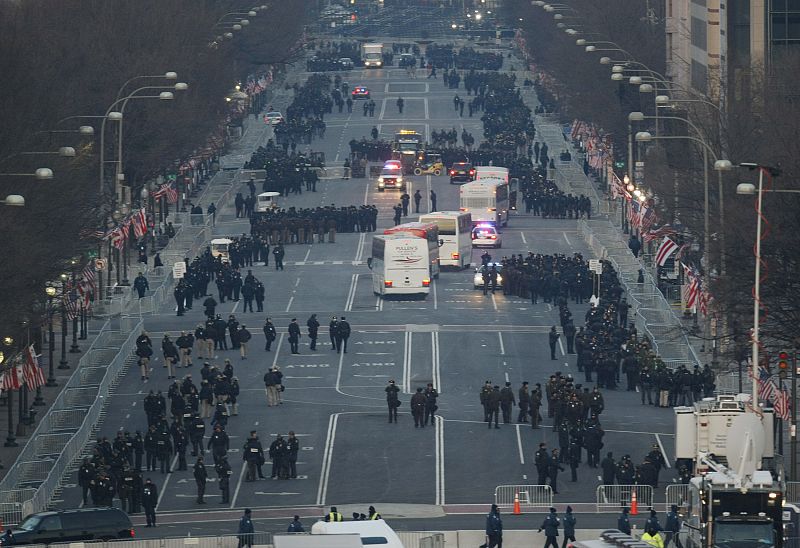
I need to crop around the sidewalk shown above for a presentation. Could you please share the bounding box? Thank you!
[0,318,104,481]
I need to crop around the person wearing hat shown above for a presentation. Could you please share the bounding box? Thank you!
[411,387,427,428]
[329,316,339,350]
[142,477,159,527]
[664,505,683,548]
[644,509,663,534]
[485,503,502,548]
[500,382,516,424]
[641,528,664,548]
[617,507,632,535]
[518,381,530,423]
[325,506,343,522]
[367,505,381,520]
[193,455,207,504]
[562,506,576,548]
[386,380,400,423]
[238,324,252,360]
[487,386,502,429]
[287,515,305,533]
[480,381,493,422]
[237,508,255,548]
[538,507,560,548]
[216,455,232,503]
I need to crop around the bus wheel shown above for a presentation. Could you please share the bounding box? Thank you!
[433,169,441,176]
[413,168,422,176]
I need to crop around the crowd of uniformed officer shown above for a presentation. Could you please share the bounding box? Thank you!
[494,252,593,305]
[272,74,333,148]
[250,205,379,245]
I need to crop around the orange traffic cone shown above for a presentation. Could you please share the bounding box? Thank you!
[630,489,638,516]
[513,492,521,515]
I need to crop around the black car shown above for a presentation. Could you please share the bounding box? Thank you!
[449,162,475,184]
[6,508,134,544]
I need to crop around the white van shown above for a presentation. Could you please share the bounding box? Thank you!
[310,519,403,547]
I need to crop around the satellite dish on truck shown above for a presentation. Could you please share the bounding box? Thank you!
[726,412,766,479]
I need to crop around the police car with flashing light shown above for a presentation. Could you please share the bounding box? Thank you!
[473,262,503,289]
[471,224,501,248]
[377,161,404,191]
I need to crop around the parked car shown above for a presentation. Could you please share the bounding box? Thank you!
[5,508,134,545]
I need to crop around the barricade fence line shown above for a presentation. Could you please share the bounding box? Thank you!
[494,484,554,507]
[595,484,654,511]
[665,484,691,509]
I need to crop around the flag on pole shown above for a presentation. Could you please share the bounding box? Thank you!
[756,364,777,404]
[132,208,148,238]
[642,224,677,244]
[1,361,21,391]
[682,264,700,308]
[640,206,658,232]
[63,283,80,320]
[774,388,791,420]
[655,237,679,266]
[23,345,46,389]
[628,200,641,230]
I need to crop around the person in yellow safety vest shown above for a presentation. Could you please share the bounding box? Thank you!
[641,528,664,548]
[368,506,382,520]
[325,506,343,522]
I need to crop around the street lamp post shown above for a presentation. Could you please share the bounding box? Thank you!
[58,273,70,369]
[1,337,17,447]
[45,285,58,386]
[69,261,80,353]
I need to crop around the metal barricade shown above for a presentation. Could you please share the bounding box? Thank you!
[596,484,653,511]
[0,502,24,529]
[665,484,691,509]
[494,484,554,508]
[787,482,800,504]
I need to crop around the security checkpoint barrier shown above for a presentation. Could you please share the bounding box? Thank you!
[665,484,691,510]
[596,484,653,512]
[494,484,553,510]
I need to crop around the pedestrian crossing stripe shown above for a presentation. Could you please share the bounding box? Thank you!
[280,261,367,266]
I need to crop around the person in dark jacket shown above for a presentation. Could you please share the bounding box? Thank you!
[664,505,683,548]
[617,507,632,534]
[142,478,159,527]
[601,451,617,484]
[194,455,207,504]
[548,326,560,360]
[287,319,301,354]
[237,508,255,548]
[549,448,565,494]
[307,314,320,350]
[538,507,560,548]
[561,506,576,548]
[485,504,503,548]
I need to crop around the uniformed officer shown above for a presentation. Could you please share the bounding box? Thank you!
[410,387,427,428]
[243,431,264,482]
[78,457,96,506]
[367,506,382,520]
[142,478,159,527]
[487,386,501,429]
[324,506,343,522]
[286,431,299,479]
[518,382,530,423]
[216,455,232,504]
[386,380,400,423]
[499,382,516,424]
[423,383,438,426]
[120,465,135,514]
[194,456,207,504]
[479,381,493,422]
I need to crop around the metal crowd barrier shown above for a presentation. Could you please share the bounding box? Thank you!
[786,482,800,504]
[0,316,142,526]
[596,484,653,511]
[494,484,554,508]
[665,484,691,510]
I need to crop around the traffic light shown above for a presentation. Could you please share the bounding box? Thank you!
[778,351,790,379]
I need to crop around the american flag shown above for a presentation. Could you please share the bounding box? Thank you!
[153,183,178,204]
[63,282,80,320]
[78,264,96,307]
[682,264,700,308]
[132,208,148,238]
[110,225,128,251]
[774,388,791,420]
[640,206,658,232]
[23,345,46,389]
[757,365,777,405]
[643,224,677,244]
[628,199,641,230]
[656,237,679,266]
[1,359,22,391]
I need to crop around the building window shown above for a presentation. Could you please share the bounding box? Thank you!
[668,0,673,18]
[668,33,674,61]
[691,59,708,93]
[691,16,708,49]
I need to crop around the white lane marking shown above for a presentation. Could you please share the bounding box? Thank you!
[403,331,412,394]
[354,232,366,263]
[344,273,358,312]
[498,332,506,355]
[435,414,445,505]
[272,333,285,370]
[521,232,527,245]
[231,300,240,314]
[303,247,311,262]
[558,338,565,356]
[431,331,441,391]
[294,277,301,288]
[316,413,339,506]
[285,296,294,312]
[156,454,179,508]
[491,293,498,311]
[432,278,438,310]
[229,453,248,509]
[515,424,525,464]
[655,433,672,469]
[363,177,370,206]
[563,232,572,246]
[504,372,510,383]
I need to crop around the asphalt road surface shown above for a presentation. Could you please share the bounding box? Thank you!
[52,38,678,533]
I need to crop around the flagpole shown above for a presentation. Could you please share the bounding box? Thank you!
[4,388,16,447]
[58,275,70,369]
[751,167,764,408]
[70,267,81,353]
